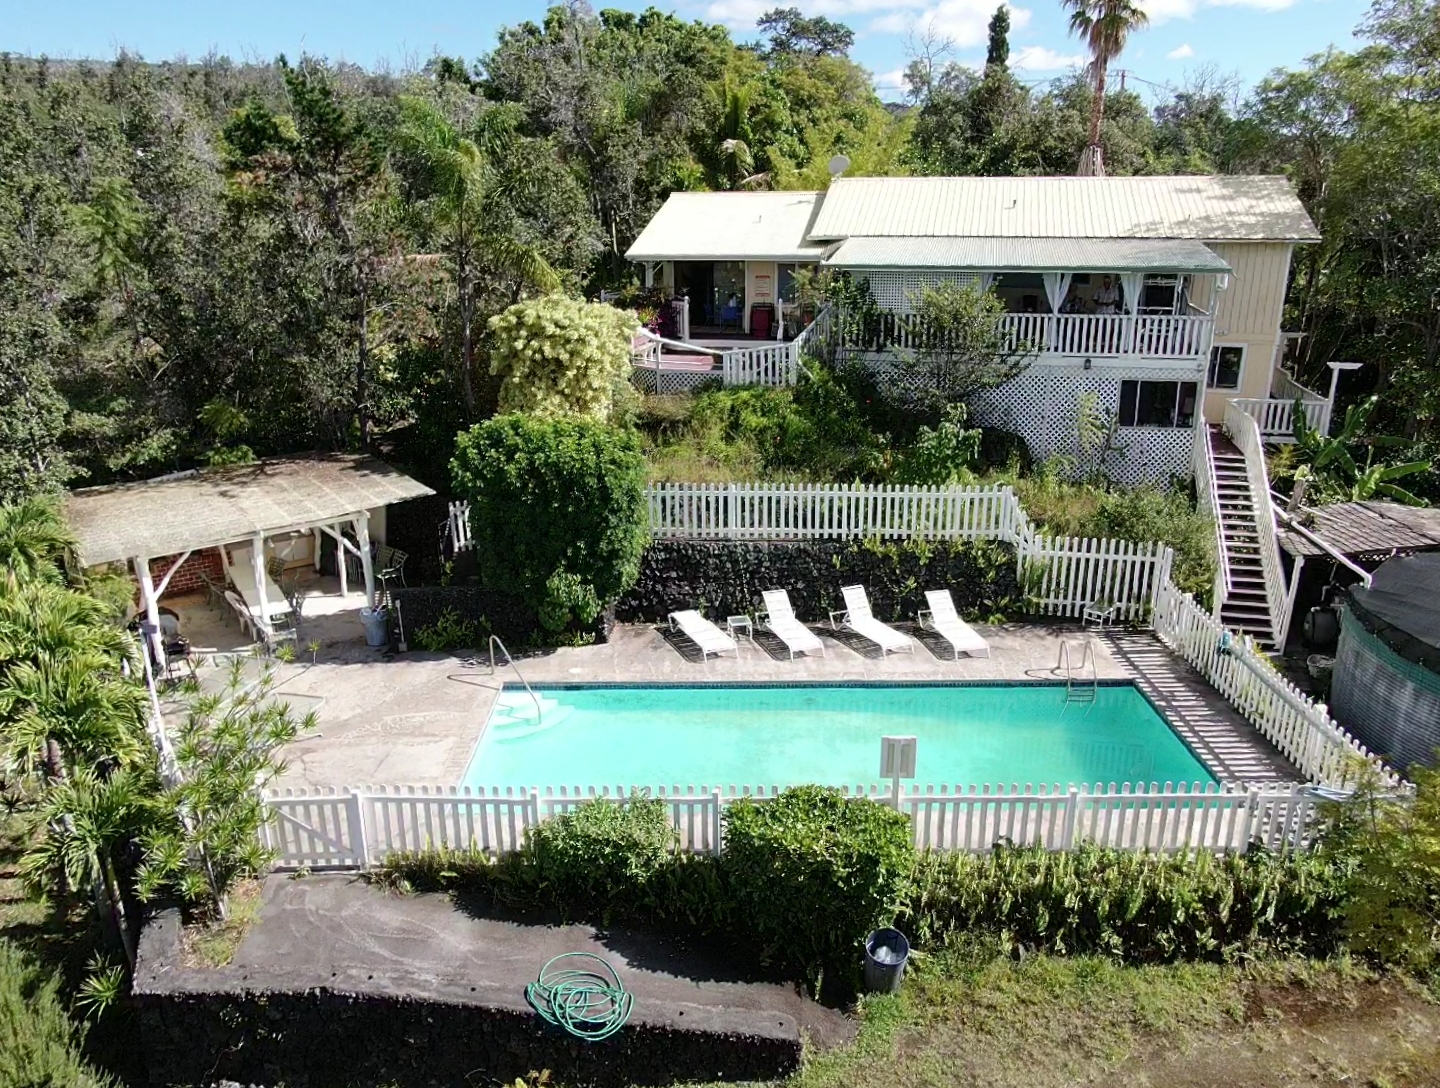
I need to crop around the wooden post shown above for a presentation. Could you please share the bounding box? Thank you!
[133,555,166,670]
[354,512,376,608]
[1062,786,1080,849]
[335,523,349,597]
[347,789,370,868]
[712,788,723,856]
[250,532,271,642]
[312,527,322,571]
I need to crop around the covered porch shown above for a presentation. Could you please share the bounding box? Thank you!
[65,455,435,670]
[822,236,1229,366]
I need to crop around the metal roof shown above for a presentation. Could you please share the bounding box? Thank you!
[823,236,1232,273]
[625,191,829,262]
[807,176,1319,242]
[66,455,435,566]
[1278,501,1440,560]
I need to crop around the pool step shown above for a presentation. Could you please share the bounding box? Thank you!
[487,694,573,741]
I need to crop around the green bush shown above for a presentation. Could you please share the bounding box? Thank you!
[412,608,480,651]
[723,786,913,988]
[903,844,1350,963]
[892,405,983,485]
[488,295,636,422]
[0,940,114,1088]
[452,414,648,632]
[520,793,678,923]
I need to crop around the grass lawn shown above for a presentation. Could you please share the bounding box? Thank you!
[769,946,1440,1088]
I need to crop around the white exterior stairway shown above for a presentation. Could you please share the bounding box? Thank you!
[1205,425,1280,647]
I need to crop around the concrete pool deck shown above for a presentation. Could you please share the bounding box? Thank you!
[250,621,1296,790]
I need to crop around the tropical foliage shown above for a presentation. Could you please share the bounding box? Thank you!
[451,415,649,632]
[488,295,637,422]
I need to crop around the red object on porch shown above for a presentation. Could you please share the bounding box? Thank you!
[749,303,774,339]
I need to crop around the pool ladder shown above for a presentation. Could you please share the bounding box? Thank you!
[487,635,543,723]
[1058,640,1098,704]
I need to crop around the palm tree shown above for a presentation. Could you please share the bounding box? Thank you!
[0,496,74,586]
[394,97,561,415]
[0,577,147,781]
[1062,0,1149,175]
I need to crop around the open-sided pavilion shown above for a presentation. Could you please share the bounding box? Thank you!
[65,455,434,662]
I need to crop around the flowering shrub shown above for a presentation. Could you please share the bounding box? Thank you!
[489,294,637,421]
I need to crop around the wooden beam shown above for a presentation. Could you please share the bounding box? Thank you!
[152,548,194,599]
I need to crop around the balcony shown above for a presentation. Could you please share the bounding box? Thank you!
[999,312,1213,363]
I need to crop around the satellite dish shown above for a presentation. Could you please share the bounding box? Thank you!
[827,154,851,177]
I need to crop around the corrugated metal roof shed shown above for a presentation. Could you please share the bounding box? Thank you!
[823,236,1232,272]
[625,191,829,261]
[66,455,435,566]
[1278,501,1440,559]
[807,176,1319,242]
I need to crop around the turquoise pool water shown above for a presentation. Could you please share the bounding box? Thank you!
[461,683,1216,790]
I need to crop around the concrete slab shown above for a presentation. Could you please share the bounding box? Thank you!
[265,621,1299,790]
[229,873,854,1049]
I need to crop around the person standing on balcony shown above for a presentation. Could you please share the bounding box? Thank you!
[1094,275,1121,314]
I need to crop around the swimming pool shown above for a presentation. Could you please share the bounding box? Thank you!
[461,683,1216,790]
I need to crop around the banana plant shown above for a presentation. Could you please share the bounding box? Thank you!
[1289,395,1430,504]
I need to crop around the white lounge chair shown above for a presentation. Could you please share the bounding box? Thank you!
[759,590,826,660]
[667,610,739,663]
[830,585,914,656]
[919,589,991,660]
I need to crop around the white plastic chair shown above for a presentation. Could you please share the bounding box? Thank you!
[830,585,914,656]
[759,590,826,660]
[918,590,991,659]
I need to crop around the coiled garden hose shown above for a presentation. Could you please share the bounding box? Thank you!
[525,952,633,1041]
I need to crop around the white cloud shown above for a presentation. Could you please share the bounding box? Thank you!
[1010,45,1087,71]
[1166,42,1195,58]
[1141,0,1301,25]
[872,66,909,91]
[869,2,1032,48]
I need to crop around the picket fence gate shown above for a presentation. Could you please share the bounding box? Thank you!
[261,781,1320,871]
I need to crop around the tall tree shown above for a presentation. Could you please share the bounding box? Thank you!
[1062,0,1150,175]
[393,96,560,416]
[986,6,1012,70]
[756,7,856,58]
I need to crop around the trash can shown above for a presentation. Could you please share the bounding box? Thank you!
[360,606,388,648]
[862,928,910,994]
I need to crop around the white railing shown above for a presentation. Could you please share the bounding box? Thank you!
[261,779,1320,870]
[646,482,1017,541]
[1272,371,1332,434]
[1230,397,1327,443]
[1222,401,1289,645]
[1193,426,1232,617]
[1152,580,1394,790]
[722,342,796,386]
[997,312,1213,361]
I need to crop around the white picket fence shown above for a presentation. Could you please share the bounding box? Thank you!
[447,482,1176,623]
[645,482,1018,541]
[261,780,1320,870]
[1151,579,1395,790]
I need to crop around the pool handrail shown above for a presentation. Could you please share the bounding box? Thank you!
[488,635,543,724]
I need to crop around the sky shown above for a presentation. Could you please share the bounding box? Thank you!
[0,0,1374,103]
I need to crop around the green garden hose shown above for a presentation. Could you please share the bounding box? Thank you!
[525,952,633,1042]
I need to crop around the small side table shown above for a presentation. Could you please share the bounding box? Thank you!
[726,614,755,646]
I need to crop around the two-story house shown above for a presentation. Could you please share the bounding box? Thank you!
[625,175,1324,488]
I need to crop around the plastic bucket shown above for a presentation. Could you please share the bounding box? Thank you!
[862,928,910,994]
[360,606,388,648]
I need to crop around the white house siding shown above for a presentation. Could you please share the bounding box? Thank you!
[1190,242,1295,423]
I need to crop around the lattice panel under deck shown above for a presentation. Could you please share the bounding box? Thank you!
[853,270,980,315]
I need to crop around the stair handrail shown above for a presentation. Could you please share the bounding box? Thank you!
[1268,494,1374,589]
[1196,427,1234,610]
[1223,401,1290,646]
[487,635,543,723]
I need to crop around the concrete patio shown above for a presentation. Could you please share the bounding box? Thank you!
[244,620,1296,791]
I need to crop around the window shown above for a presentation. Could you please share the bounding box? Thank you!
[1140,275,1180,313]
[777,263,813,302]
[1118,380,1198,427]
[1207,344,1245,390]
